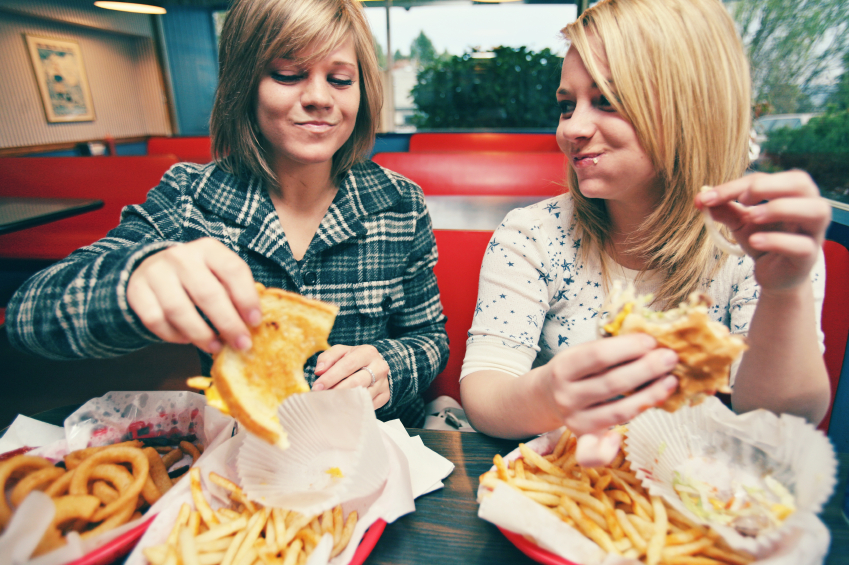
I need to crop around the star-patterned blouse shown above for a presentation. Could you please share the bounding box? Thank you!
[460,194,825,382]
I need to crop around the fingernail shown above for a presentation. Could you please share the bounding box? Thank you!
[749,233,765,246]
[664,376,678,390]
[316,362,325,371]
[700,190,718,205]
[209,340,222,354]
[236,335,252,351]
[748,207,765,222]
[661,350,678,367]
[248,309,262,327]
[641,335,656,349]
[313,382,326,391]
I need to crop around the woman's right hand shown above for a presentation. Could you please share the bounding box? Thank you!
[536,334,679,465]
[127,238,261,354]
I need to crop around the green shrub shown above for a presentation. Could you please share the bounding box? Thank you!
[410,46,562,129]
[761,111,849,196]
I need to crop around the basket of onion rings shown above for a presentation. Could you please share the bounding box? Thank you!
[0,391,236,565]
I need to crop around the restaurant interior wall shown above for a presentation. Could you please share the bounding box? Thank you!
[158,5,219,136]
[0,0,171,152]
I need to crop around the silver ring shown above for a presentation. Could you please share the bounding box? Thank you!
[361,366,376,388]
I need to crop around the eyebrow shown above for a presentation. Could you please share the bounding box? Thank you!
[557,80,615,97]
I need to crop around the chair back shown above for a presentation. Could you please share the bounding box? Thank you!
[409,133,560,153]
[428,229,493,404]
[820,239,849,432]
[372,152,567,196]
[147,136,212,164]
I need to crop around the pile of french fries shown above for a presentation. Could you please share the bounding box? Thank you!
[479,428,755,565]
[143,468,358,565]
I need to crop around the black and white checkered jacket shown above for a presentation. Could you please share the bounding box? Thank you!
[6,160,449,427]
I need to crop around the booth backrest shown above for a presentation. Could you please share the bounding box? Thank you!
[409,133,560,153]
[428,229,493,404]
[147,136,212,164]
[372,152,567,196]
[820,239,849,432]
[0,155,180,260]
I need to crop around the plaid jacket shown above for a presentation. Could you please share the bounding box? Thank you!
[6,160,449,427]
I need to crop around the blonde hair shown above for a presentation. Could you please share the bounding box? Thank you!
[562,0,751,306]
[210,0,383,189]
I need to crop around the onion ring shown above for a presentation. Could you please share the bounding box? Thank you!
[700,186,745,257]
[0,455,55,527]
[44,468,75,497]
[9,466,66,507]
[69,446,149,523]
[91,480,120,505]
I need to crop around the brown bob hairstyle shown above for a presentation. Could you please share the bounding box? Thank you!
[210,0,383,189]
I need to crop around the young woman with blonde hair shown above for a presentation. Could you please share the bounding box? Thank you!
[460,0,830,464]
[7,0,448,427]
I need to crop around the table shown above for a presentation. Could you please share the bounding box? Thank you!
[426,195,543,230]
[0,197,103,235]
[4,406,848,565]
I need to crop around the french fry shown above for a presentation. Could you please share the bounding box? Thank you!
[190,468,219,528]
[519,443,567,477]
[179,528,201,565]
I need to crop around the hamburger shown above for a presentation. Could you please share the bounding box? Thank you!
[189,283,338,448]
[599,284,747,411]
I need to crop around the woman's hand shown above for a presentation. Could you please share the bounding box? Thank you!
[536,334,678,466]
[313,344,390,410]
[538,334,678,435]
[127,238,261,353]
[697,171,831,293]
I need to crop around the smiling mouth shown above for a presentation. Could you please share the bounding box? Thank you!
[573,153,602,167]
[297,121,336,132]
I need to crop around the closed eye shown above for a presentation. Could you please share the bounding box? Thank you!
[329,77,354,87]
[558,99,575,115]
[272,72,304,83]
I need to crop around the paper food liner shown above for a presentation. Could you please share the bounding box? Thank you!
[126,419,416,565]
[236,388,389,516]
[624,397,837,557]
[0,391,236,565]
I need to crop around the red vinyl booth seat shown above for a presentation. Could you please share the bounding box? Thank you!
[820,239,849,432]
[427,229,493,404]
[409,133,560,153]
[372,152,567,197]
[147,136,212,164]
[0,155,179,260]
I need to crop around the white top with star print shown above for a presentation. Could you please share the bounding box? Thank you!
[460,194,825,382]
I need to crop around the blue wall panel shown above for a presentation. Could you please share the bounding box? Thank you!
[161,7,218,136]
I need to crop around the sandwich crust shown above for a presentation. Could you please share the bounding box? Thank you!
[602,289,747,411]
[211,284,338,447]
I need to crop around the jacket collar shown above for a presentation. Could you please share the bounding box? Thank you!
[192,161,402,265]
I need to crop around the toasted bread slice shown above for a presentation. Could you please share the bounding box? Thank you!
[601,287,747,411]
[210,284,338,448]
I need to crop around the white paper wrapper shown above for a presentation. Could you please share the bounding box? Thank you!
[0,392,235,565]
[625,397,837,558]
[236,388,389,516]
[125,417,423,565]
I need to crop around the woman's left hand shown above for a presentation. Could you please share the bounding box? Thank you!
[312,344,390,409]
[696,170,831,292]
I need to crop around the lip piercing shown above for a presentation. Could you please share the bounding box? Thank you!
[592,158,599,164]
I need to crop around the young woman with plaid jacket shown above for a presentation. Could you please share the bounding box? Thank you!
[5,0,448,428]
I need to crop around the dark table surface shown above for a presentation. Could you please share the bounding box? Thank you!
[0,197,103,235]
[5,406,848,565]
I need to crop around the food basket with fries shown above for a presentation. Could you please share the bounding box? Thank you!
[125,387,454,565]
[477,398,837,565]
[0,391,236,565]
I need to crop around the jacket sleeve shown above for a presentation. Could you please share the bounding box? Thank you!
[372,205,449,420]
[5,165,191,360]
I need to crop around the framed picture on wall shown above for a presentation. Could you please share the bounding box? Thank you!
[25,34,95,123]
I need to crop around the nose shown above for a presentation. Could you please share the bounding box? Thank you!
[301,75,333,109]
[557,103,596,151]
